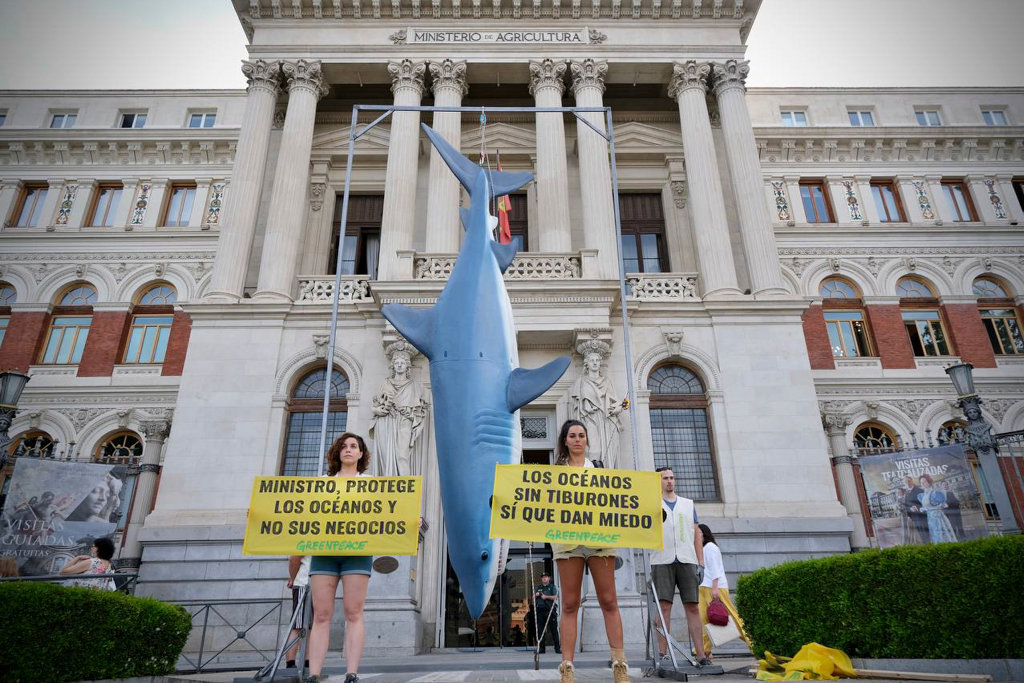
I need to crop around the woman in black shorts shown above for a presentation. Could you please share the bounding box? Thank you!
[306,432,374,683]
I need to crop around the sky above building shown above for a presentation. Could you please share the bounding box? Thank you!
[0,0,1022,90]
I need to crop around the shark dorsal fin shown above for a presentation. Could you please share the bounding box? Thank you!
[380,303,437,360]
[491,241,517,274]
[507,357,572,413]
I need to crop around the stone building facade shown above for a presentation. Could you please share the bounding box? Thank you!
[1,0,1022,656]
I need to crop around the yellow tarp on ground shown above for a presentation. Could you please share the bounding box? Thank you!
[756,643,856,680]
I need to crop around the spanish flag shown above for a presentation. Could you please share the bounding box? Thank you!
[495,151,512,245]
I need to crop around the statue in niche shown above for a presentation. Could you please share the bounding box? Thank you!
[569,339,624,469]
[370,341,429,476]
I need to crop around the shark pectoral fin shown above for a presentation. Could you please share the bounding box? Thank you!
[506,356,572,412]
[381,303,437,359]
[490,241,517,273]
[489,169,534,197]
[421,123,479,191]
[460,208,471,232]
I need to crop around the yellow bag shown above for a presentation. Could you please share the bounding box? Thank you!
[755,643,855,681]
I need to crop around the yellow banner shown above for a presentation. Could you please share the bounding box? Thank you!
[489,465,663,549]
[243,476,422,556]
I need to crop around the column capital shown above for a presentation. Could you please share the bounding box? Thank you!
[529,59,567,96]
[821,407,853,437]
[139,419,172,442]
[241,59,282,95]
[281,59,330,99]
[668,61,711,99]
[569,58,608,96]
[429,59,468,97]
[711,59,749,96]
[388,59,427,97]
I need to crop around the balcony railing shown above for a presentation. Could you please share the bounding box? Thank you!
[625,273,699,301]
[413,252,583,280]
[295,275,373,303]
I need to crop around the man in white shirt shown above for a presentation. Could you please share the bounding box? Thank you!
[649,467,709,666]
[285,555,312,670]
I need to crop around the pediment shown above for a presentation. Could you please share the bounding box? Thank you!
[312,125,391,152]
[610,122,683,154]
[461,122,536,152]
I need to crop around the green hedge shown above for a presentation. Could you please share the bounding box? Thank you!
[735,535,1024,660]
[0,581,191,682]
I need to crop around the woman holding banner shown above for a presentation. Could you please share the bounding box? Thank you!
[306,432,373,683]
[551,419,630,683]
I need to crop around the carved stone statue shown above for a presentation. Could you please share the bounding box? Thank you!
[370,341,429,476]
[569,340,624,469]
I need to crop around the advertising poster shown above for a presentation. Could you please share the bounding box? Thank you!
[859,445,989,549]
[0,458,129,575]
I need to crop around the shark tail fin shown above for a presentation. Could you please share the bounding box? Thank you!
[507,356,571,413]
[381,303,437,360]
[488,169,533,197]
[422,123,534,198]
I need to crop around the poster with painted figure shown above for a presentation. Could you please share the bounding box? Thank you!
[858,445,990,549]
[0,458,128,575]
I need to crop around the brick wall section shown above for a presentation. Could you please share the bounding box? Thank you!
[161,310,192,376]
[998,456,1024,531]
[802,304,835,370]
[0,312,49,372]
[852,460,875,537]
[865,304,916,369]
[943,304,997,368]
[77,311,129,377]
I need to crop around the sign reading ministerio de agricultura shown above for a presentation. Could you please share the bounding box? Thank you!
[391,28,607,45]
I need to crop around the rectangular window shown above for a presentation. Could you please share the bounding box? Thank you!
[981,109,1008,126]
[824,311,872,357]
[781,110,808,127]
[505,194,528,252]
[0,317,8,346]
[915,109,942,126]
[40,316,91,364]
[88,184,123,227]
[49,112,77,129]
[619,193,667,273]
[162,184,196,226]
[330,195,384,279]
[188,112,216,128]
[941,181,977,222]
[123,315,173,363]
[1014,178,1024,214]
[902,310,951,356]
[871,180,906,222]
[848,110,875,126]
[980,309,1024,355]
[799,180,834,223]
[118,112,147,128]
[0,111,6,126]
[13,185,49,227]
[650,407,718,501]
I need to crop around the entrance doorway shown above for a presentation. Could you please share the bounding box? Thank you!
[442,449,554,648]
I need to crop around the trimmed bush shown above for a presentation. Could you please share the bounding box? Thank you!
[735,535,1024,660]
[0,581,191,682]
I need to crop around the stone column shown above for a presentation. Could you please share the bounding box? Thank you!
[424,59,468,254]
[119,418,171,567]
[189,178,213,228]
[142,179,169,228]
[968,174,1007,223]
[529,59,572,252]
[113,179,139,229]
[668,61,740,297]
[38,178,64,230]
[377,60,427,281]
[825,176,851,226]
[783,175,807,224]
[207,59,281,301]
[925,174,954,225]
[0,180,22,227]
[254,60,329,301]
[569,59,618,279]
[821,406,870,550]
[855,175,881,225]
[67,179,96,228]
[711,60,786,295]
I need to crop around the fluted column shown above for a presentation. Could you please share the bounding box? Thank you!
[668,61,741,297]
[424,60,468,253]
[207,60,281,301]
[712,60,786,296]
[377,60,427,281]
[118,418,171,567]
[821,407,870,550]
[254,60,329,300]
[530,59,572,252]
[569,59,618,278]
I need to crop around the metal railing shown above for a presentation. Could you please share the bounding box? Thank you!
[171,598,289,673]
[0,572,139,593]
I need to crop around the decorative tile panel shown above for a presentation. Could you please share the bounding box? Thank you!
[841,180,862,221]
[983,178,1007,219]
[770,180,790,222]
[912,180,935,220]
[55,184,78,225]
[204,183,225,226]
[129,182,152,226]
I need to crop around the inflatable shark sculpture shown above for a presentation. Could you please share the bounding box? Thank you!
[382,124,571,618]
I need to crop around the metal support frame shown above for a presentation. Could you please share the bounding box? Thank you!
[255,584,310,681]
[314,103,652,653]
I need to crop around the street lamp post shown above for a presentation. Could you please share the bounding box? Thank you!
[944,363,1019,535]
[0,370,31,470]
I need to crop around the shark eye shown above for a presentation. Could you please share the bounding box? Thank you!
[481,551,489,561]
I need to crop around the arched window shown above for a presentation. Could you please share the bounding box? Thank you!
[86,431,141,532]
[123,283,177,364]
[282,367,350,476]
[973,277,1024,355]
[896,276,952,357]
[41,283,97,365]
[8,430,55,458]
[647,364,718,501]
[819,277,873,358]
[94,431,143,465]
[854,422,899,455]
[0,282,16,348]
[936,419,967,445]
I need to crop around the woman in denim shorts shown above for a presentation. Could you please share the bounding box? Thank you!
[306,432,374,683]
[551,420,630,683]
